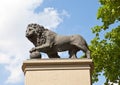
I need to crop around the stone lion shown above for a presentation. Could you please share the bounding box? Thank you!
[26,23,90,59]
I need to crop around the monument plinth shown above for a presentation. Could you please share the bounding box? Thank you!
[22,59,93,85]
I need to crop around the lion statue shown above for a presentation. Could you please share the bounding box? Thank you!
[26,23,90,59]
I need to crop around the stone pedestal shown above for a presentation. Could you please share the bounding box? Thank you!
[22,59,93,85]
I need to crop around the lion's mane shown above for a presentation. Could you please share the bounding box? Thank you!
[26,23,48,46]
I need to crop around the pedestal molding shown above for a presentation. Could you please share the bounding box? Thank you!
[22,58,93,85]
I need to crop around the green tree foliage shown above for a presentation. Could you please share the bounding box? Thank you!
[90,0,120,84]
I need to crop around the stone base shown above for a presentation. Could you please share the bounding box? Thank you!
[22,59,93,85]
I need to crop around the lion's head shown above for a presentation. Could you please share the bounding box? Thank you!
[26,23,47,46]
[26,23,45,38]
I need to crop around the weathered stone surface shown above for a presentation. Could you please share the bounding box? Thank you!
[22,59,93,85]
[26,23,91,59]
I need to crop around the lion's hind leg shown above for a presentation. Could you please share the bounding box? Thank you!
[47,52,60,58]
[72,43,91,59]
[77,45,91,59]
[69,49,78,58]
[85,49,91,59]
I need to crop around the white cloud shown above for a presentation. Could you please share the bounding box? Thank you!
[0,53,11,64]
[0,0,68,84]
[30,7,63,29]
[60,9,70,18]
[5,58,23,84]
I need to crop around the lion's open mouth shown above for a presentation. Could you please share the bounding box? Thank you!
[26,33,34,38]
[26,34,32,38]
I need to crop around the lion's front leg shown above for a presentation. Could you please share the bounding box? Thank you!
[35,43,51,52]
[30,47,36,53]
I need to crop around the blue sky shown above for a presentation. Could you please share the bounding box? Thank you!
[0,0,107,85]
[37,0,101,43]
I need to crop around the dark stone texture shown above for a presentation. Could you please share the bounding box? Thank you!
[26,23,91,59]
